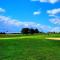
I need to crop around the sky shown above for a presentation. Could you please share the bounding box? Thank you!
[0,0,60,33]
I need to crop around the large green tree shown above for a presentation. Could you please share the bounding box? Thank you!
[21,28,30,34]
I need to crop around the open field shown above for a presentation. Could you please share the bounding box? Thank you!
[0,34,60,60]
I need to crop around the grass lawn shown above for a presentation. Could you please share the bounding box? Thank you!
[0,34,60,60]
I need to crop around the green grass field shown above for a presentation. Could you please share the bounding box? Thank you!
[0,34,60,60]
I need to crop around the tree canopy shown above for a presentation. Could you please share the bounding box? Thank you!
[21,28,39,34]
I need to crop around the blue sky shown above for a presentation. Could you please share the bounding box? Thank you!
[0,0,60,33]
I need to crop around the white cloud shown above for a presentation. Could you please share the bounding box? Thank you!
[36,24,60,32]
[31,0,59,4]
[0,16,51,32]
[1,16,60,33]
[0,8,5,13]
[0,16,22,26]
[50,27,60,32]
[33,11,41,15]
[35,23,51,32]
[40,0,48,2]
[47,8,60,16]
[47,8,60,26]
[49,18,60,25]
[0,16,40,28]
[48,0,59,4]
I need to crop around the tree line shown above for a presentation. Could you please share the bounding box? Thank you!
[0,32,6,34]
[21,28,60,34]
[0,27,60,34]
[21,28,39,34]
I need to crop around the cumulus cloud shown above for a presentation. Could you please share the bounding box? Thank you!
[50,27,60,32]
[0,16,40,28]
[31,0,59,4]
[33,11,41,15]
[47,8,60,26]
[0,16,22,26]
[0,16,51,32]
[40,0,57,3]
[1,16,60,32]
[47,8,60,16]
[34,23,51,32]
[49,18,60,25]
[0,8,5,13]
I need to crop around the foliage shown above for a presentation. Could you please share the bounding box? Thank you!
[29,28,35,34]
[0,32,6,34]
[21,28,39,34]
[34,29,39,33]
[21,28,30,34]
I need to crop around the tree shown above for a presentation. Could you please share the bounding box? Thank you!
[34,29,39,33]
[0,32,6,34]
[30,28,35,34]
[21,28,40,34]
[21,28,30,34]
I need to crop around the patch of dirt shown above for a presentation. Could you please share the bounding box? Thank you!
[46,38,60,40]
